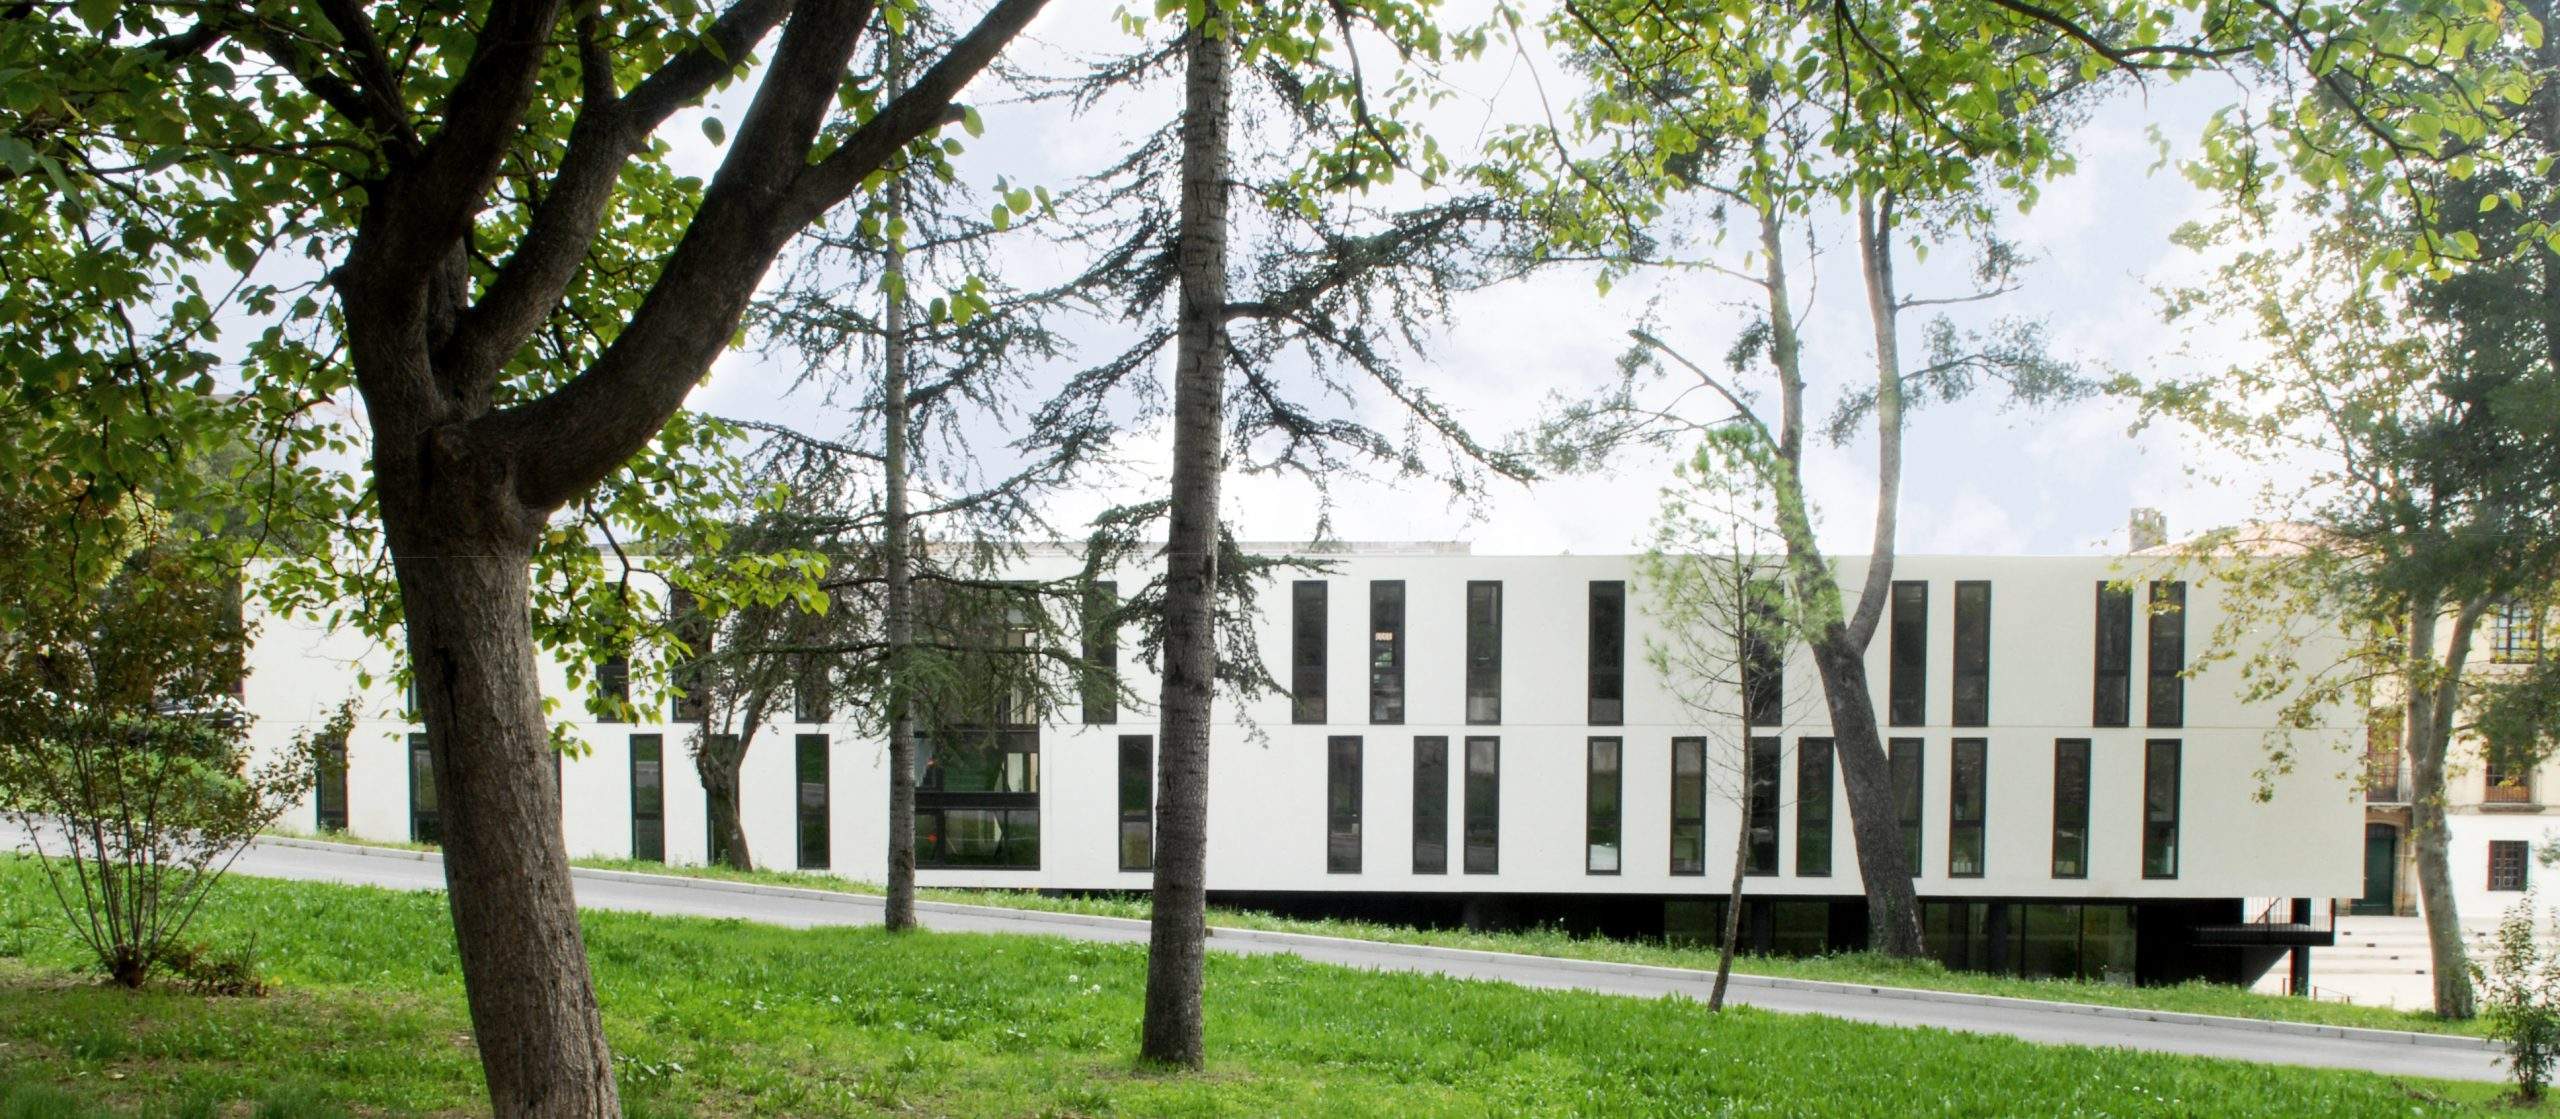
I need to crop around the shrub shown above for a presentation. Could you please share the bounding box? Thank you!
[2471,893,2560,1102]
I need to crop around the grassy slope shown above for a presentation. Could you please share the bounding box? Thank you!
[0,857,2522,1117]
[559,853,2490,1039]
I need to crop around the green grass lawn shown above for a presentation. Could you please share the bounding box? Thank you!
[0,855,2528,1117]
[556,851,2492,1039]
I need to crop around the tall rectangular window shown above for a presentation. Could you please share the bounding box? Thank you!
[1949,738,1986,878]
[2093,584,2133,727]
[2051,739,2090,879]
[1466,582,1503,724]
[2491,840,2532,891]
[1743,596,1784,728]
[596,654,632,722]
[1589,582,1625,726]
[1952,581,1991,727]
[2493,600,2547,664]
[670,588,709,722]
[2147,582,2187,728]
[1464,736,1500,873]
[914,725,1041,870]
[1796,738,1833,877]
[630,734,665,862]
[1587,737,1623,874]
[705,733,740,867]
[1119,735,1153,871]
[1369,581,1405,724]
[1745,736,1781,876]
[1083,581,1118,725]
[1292,581,1328,724]
[1890,738,1924,876]
[1889,582,1928,726]
[408,732,439,845]
[315,725,349,832]
[1328,736,1363,873]
[2143,738,2181,879]
[796,733,830,870]
[1670,737,1706,875]
[1412,736,1449,874]
[793,656,831,724]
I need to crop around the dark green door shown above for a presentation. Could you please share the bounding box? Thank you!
[2355,824,2398,916]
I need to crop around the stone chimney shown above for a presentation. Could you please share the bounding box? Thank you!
[2128,507,2167,551]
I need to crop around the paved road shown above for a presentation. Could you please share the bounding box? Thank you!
[24,831,2517,1083]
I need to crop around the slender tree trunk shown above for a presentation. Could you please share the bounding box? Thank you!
[1753,199,1924,957]
[1711,714,1753,1011]
[2407,593,2487,1019]
[880,45,920,929]
[697,728,754,871]
[1139,15,1231,1071]
[391,541,619,1117]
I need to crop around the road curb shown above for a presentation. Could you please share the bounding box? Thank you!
[250,833,2505,1057]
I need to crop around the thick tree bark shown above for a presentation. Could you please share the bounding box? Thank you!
[391,537,619,1117]
[881,74,920,931]
[2407,594,2487,1019]
[1754,199,1925,957]
[1139,16,1232,1071]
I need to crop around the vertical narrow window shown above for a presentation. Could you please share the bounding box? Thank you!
[1412,736,1448,874]
[1589,582,1625,726]
[408,732,439,845]
[630,734,665,862]
[2491,840,2531,891]
[705,732,740,867]
[1586,737,1623,874]
[793,656,831,724]
[1369,581,1406,724]
[2052,739,2090,879]
[1119,735,1153,871]
[404,674,422,722]
[1084,581,1119,725]
[1670,737,1706,875]
[1796,738,1833,877]
[2146,582,2186,728]
[2093,583,2132,727]
[1949,738,1986,878]
[1327,736,1363,873]
[1889,582,1928,726]
[1745,736,1781,876]
[315,725,349,832]
[597,653,632,722]
[1463,736,1500,873]
[796,733,830,870]
[1292,581,1328,724]
[1890,738,1924,876]
[2142,738,2181,879]
[1952,581,1990,727]
[1743,594,1784,728]
[670,588,709,722]
[1466,582,1503,724]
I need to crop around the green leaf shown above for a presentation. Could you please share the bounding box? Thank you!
[701,118,726,146]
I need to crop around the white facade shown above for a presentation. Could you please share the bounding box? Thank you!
[246,549,2362,912]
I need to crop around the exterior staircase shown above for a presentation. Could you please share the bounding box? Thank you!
[2304,916,2499,1008]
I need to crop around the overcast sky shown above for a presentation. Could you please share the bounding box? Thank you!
[682,3,2286,560]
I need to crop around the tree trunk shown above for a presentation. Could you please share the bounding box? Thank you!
[2407,594,2486,1019]
[393,543,620,1118]
[881,51,920,930]
[1753,199,1925,958]
[697,731,754,872]
[1139,15,1232,1071]
[1711,723,1752,1011]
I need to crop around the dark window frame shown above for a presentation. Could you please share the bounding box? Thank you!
[630,733,665,862]
[1370,581,1406,724]
[408,732,439,845]
[2491,839,2531,892]
[1889,582,1929,726]
[1328,736,1363,873]
[2051,738,2090,879]
[1292,580,1328,724]
[1949,737,1987,878]
[1589,581,1626,726]
[1466,582,1504,725]
[1952,581,1991,727]
[1796,737,1833,877]
[2142,738,2181,879]
[1744,594,1784,728]
[795,733,830,870]
[1745,736,1781,877]
[914,723,1043,871]
[596,654,632,722]
[1891,737,1924,877]
[315,726,349,832]
[1412,736,1449,874]
[1083,580,1119,725]
[2493,600,2546,664]
[1671,737,1706,876]
[1118,734,1153,871]
[1587,737,1623,875]
[2146,582,2187,729]
[1464,735,1500,874]
[2093,583,2133,727]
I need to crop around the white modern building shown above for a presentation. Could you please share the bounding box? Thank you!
[247,546,2363,986]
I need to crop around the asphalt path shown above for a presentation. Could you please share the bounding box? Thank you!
[11,829,2513,1084]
